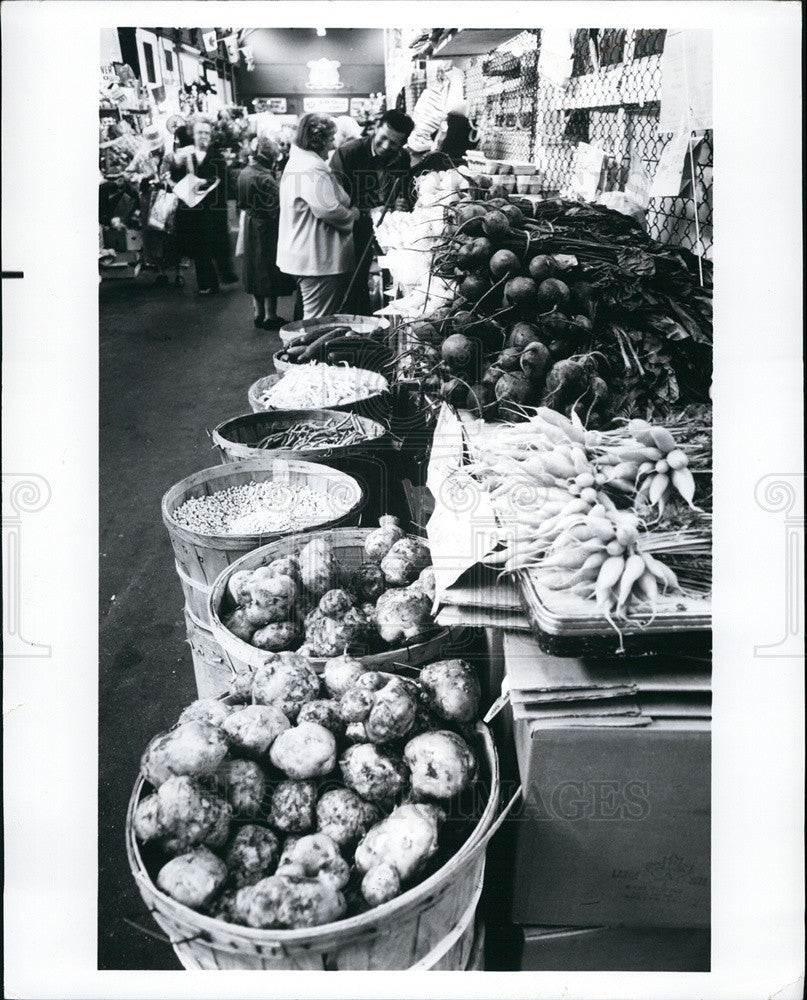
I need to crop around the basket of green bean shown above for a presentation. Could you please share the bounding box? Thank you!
[212,409,390,466]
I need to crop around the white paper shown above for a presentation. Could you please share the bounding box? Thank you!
[659,29,713,134]
[569,141,606,201]
[173,173,219,208]
[651,131,691,197]
[538,26,574,89]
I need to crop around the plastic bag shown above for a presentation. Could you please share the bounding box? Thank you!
[147,189,177,232]
[235,210,246,257]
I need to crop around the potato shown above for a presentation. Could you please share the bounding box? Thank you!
[211,758,267,817]
[251,654,320,721]
[269,779,317,833]
[323,654,369,698]
[227,569,253,605]
[269,723,337,780]
[297,699,346,738]
[339,744,409,803]
[140,721,229,789]
[403,730,477,800]
[242,568,297,626]
[361,863,401,907]
[222,704,291,757]
[234,873,346,929]
[223,607,256,644]
[355,803,440,884]
[225,824,280,888]
[298,538,338,598]
[135,775,232,855]
[316,788,379,849]
[177,698,235,728]
[157,846,227,909]
[251,620,302,653]
[418,658,481,723]
[276,833,350,890]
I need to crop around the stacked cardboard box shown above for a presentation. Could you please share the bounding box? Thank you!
[495,631,711,970]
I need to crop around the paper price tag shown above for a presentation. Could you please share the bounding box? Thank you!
[651,132,691,198]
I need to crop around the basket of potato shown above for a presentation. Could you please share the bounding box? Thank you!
[126,657,499,970]
[208,517,459,679]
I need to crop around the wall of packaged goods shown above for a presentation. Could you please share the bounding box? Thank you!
[405,29,713,259]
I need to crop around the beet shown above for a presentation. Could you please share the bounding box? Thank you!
[504,276,539,312]
[440,377,468,407]
[482,364,505,387]
[511,197,533,216]
[570,281,596,320]
[466,382,497,420]
[528,254,558,283]
[487,187,509,201]
[508,322,542,351]
[519,341,551,382]
[455,203,486,224]
[495,372,536,420]
[496,347,522,372]
[482,210,510,240]
[411,321,440,344]
[441,333,476,370]
[500,204,524,227]
[548,338,574,360]
[473,174,492,190]
[542,310,576,340]
[467,236,494,263]
[543,359,588,406]
[489,249,521,279]
[536,278,571,311]
[459,274,491,302]
[450,309,475,332]
[571,314,593,334]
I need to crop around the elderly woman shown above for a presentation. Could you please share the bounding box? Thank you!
[277,114,359,319]
[237,136,296,328]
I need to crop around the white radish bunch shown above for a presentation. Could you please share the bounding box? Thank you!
[590,419,698,511]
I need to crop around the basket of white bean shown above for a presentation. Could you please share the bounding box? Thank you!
[162,458,365,636]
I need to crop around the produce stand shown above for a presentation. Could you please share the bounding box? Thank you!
[115,27,713,974]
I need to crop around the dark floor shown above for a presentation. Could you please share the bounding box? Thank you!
[98,261,295,969]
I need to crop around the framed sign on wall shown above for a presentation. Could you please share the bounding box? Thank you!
[303,96,349,113]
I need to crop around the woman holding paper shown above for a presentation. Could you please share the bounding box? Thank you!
[170,119,237,295]
[276,114,359,319]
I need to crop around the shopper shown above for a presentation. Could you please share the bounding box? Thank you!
[276,114,359,320]
[169,118,237,295]
[124,124,181,285]
[237,136,296,329]
[329,109,415,314]
[433,104,477,166]
[332,115,363,152]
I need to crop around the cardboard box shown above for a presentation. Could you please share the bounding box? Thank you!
[99,250,140,280]
[516,924,710,971]
[509,714,710,927]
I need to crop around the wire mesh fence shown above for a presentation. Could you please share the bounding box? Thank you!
[415,28,713,258]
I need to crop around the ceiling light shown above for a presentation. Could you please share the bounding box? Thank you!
[316,28,326,37]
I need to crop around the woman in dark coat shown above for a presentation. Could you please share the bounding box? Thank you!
[237,136,296,328]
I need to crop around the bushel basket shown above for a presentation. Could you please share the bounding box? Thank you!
[126,718,500,970]
[208,527,458,679]
[162,458,364,627]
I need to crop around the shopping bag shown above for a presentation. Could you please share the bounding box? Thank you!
[235,209,246,257]
[148,189,177,232]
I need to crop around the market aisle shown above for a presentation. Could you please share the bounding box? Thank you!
[98,272,294,969]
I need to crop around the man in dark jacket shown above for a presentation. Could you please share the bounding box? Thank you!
[329,110,415,314]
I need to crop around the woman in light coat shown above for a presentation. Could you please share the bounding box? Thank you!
[277,114,359,319]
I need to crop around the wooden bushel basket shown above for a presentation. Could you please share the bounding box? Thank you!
[211,409,389,467]
[208,527,460,677]
[126,722,502,970]
[162,459,364,628]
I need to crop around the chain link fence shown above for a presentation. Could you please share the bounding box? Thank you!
[413,29,713,258]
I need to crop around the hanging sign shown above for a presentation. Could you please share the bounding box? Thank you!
[539,27,574,90]
[306,58,344,90]
[259,97,287,114]
[201,30,218,53]
[651,131,691,198]
[303,96,349,113]
[223,34,240,64]
[625,151,652,209]
[569,142,606,201]
[659,30,713,134]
